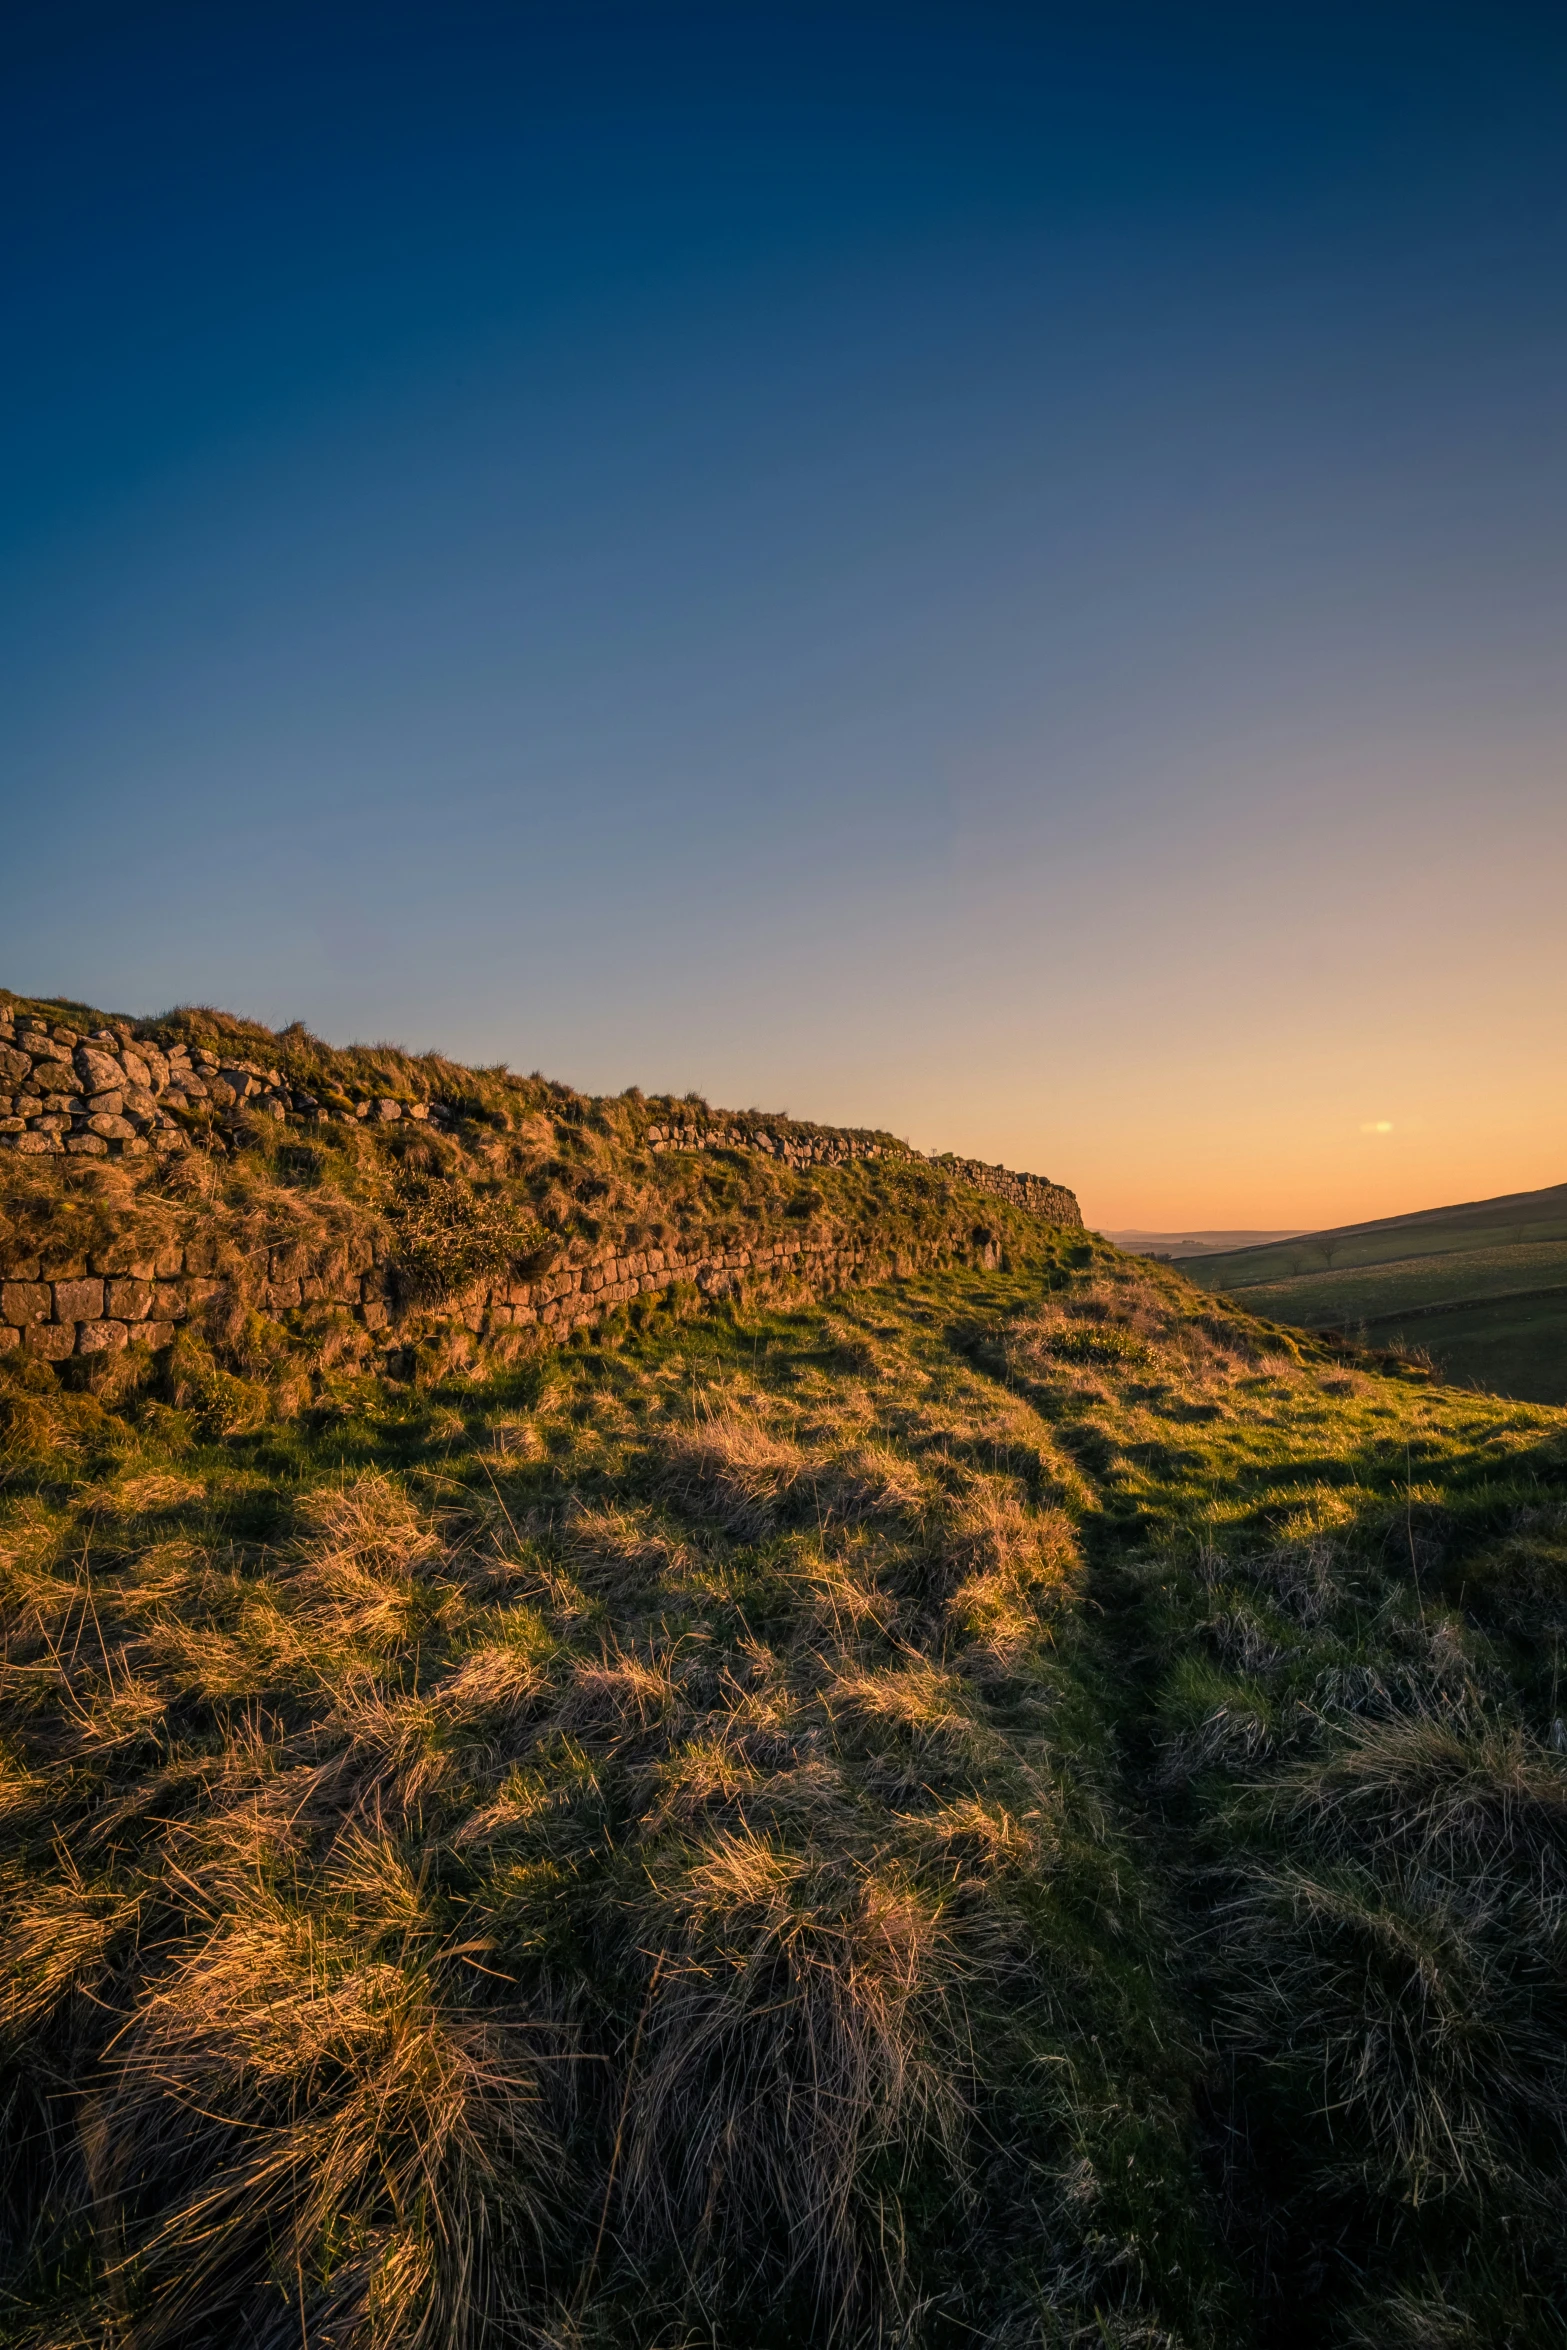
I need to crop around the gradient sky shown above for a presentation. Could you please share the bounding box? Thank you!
[5,1,1565,1228]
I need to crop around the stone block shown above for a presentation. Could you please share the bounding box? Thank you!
[65,1135,109,1155]
[0,1325,17,1351]
[25,1322,75,1360]
[77,1320,129,1354]
[144,1321,176,1349]
[0,1046,30,1086]
[362,1302,390,1330]
[86,1089,124,1115]
[121,1050,152,1088]
[152,1280,188,1316]
[266,1279,302,1311]
[106,1279,153,1321]
[85,1114,137,1141]
[31,1116,70,1135]
[1,1282,51,1323]
[54,1279,105,1323]
[38,1254,88,1282]
[92,1244,155,1277]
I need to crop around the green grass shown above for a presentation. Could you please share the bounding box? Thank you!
[1224,1238,1567,1327]
[1182,1186,1567,1407]
[3,1229,1567,2346]
[1179,1182,1567,1293]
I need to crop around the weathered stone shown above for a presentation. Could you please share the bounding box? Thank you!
[106,1279,153,1321]
[24,1322,74,1360]
[92,1244,155,1277]
[86,1089,124,1115]
[371,1099,401,1120]
[122,1087,158,1119]
[2,1282,51,1323]
[0,1325,18,1352]
[120,1049,152,1088]
[31,1115,70,1134]
[144,1321,176,1349]
[0,1047,30,1086]
[54,1279,105,1322]
[75,1047,125,1094]
[65,1135,110,1155]
[37,1251,88,1281]
[77,1320,129,1354]
[0,1118,23,1135]
[85,1114,137,1140]
[8,1132,60,1152]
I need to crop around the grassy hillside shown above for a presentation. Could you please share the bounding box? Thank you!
[1179,1183,1567,1404]
[3,1190,1567,2344]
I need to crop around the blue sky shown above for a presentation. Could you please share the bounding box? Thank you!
[5,2,1565,1223]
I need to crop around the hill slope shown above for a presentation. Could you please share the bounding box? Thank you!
[2,995,1567,2348]
[1178,1181,1567,1403]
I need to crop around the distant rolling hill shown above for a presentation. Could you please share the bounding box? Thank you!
[1179,1180,1567,1402]
[1105,1226,1307,1257]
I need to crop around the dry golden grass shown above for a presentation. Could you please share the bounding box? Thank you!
[2,1223,1565,2345]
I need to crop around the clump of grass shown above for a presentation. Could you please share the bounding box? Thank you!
[387,1165,545,1304]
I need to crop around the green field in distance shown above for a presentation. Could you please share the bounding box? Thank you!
[1179,1182,1567,1403]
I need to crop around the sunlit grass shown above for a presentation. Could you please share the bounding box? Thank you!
[1,1234,1563,2345]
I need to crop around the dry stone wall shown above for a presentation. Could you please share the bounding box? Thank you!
[645,1112,895,1171]
[0,1006,1082,1361]
[931,1155,1082,1227]
[0,1009,459,1158]
[0,1213,1005,1363]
